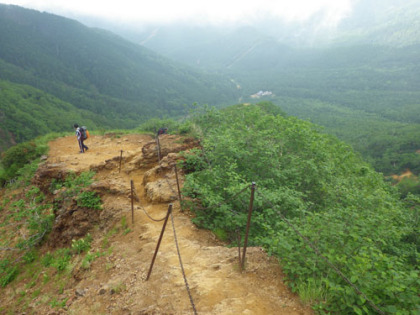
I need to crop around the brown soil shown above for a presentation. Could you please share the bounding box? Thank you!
[391,169,414,182]
[1,133,313,315]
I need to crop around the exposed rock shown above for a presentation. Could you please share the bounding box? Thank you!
[75,288,86,297]
[31,162,69,194]
[47,201,101,248]
[127,135,200,171]
[142,154,179,186]
[145,179,178,203]
[98,287,108,295]
[91,178,138,201]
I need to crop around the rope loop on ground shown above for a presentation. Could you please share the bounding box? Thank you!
[132,185,167,222]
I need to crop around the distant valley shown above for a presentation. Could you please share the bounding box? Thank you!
[0,1,419,178]
[110,0,420,177]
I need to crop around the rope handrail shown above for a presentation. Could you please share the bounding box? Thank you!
[148,139,385,315]
[153,136,385,314]
[130,180,167,222]
[155,136,183,203]
[213,185,251,210]
[170,212,198,315]
[139,204,167,222]
[135,191,167,222]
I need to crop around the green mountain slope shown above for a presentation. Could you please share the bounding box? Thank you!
[0,4,239,149]
[139,25,294,71]
[0,80,100,152]
[234,42,420,175]
[337,0,420,47]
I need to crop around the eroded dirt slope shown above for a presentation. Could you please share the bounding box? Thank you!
[2,133,313,315]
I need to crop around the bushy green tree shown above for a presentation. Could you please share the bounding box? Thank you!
[182,104,419,314]
[0,141,40,186]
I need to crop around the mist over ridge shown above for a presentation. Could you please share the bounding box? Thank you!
[0,1,419,178]
[72,0,420,49]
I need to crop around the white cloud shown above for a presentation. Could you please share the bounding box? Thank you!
[2,0,354,25]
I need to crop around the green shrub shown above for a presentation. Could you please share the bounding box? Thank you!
[0,260,19,287]
[178,148,207,174]
[212,228,228,241]
[178,121,195,135]
[15,160,41,186]
[81,251,105,269]
[0,140,47,185]
[22,249,37,264]
[49,297,68,308]
[71,234,92,254]
[0,170,6,187]
[137,118,178,134]
[42,252,54,267]
[52,248,72,272]
[77,191,102,210]
[49,178,64,193]
[397,176,420,198]
[1,142,38,169]
[63,171,95,197]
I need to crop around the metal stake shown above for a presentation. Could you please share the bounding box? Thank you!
[237,230,242,271]
[242,182,256,271]
[119,150,123,173]
[131,180,134,225]
[156,136,161,162]
[174,164,183,209]
[146,204,173,280]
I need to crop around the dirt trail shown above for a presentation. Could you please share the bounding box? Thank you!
[12,134,314,314]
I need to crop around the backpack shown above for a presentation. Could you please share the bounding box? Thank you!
[80,126,89,140]
[157,127,168,135]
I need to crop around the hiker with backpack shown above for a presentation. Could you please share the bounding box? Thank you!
[74,123,89,153]
[157,127,168,136]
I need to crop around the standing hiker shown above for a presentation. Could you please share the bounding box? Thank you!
[74,123,89,153]
[157,127,168,136]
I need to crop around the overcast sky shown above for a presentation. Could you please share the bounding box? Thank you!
[1,0,356,26]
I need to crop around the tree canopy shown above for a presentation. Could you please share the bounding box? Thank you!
[181,103,419,314]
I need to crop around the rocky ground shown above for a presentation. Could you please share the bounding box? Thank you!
[0,133,313,315]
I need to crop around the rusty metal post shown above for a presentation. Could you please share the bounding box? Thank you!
[237,230,242,271]
[174,164,183,209]
[156,136,161,162]
[241,182,256,271]
[131,180,134,225]
[119,150,123,173]
[146,204,173,281]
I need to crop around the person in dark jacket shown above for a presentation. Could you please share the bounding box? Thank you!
[157,127,168,136]
[74,123,88,153]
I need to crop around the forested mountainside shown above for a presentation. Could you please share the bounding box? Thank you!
[0,4,239,150]
[126,1,420,177]
[0,80,100,151]
[236,44,420,176]
[0,2,419,178]
[337,0,420,47]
